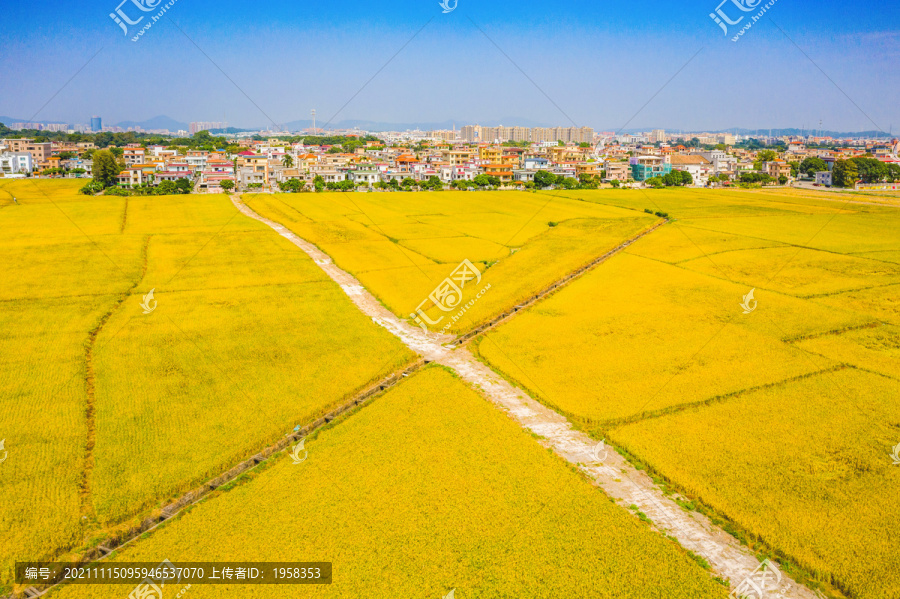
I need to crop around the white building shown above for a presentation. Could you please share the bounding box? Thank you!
[815,171,832,186]
[523,157,550,170]
[669,155,711,186]
[348,170,380,185]
[0,152,34,174]
[698,150,735,175]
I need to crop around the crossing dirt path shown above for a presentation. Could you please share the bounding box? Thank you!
[234,195,821,599]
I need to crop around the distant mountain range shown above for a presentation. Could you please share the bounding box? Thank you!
[0,114,189,131]
[277,117,552,132]
[0,115,894,138]
[639,127,895,139]
[114,115,189,132]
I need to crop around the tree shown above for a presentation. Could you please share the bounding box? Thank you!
[79,181,105,195]
[853,157,888,183]
[401,177,416,189]
[424,175,443,190]
[92,150,121,187]
[832,160,859,188]
[645,177,665,188]
[754,149,778,170]
[314,175,325,192]
[533,170,556,189]
[282,155,294,168]
[473,174,490,188]
[778,175,789,185]
[799,157,827,177]
[278,179,305,193]
[175,178,193,194]
[220,180,235,192]
[739,172,774,185]
[157,180,177,195]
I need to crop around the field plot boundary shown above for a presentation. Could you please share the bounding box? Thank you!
[230,196,823,599]
[452,218,667,346]
[6,361,424,599]
[81,234,151,521]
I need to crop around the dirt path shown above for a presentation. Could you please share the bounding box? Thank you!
[234,196,821,599]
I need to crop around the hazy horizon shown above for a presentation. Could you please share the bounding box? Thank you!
[2,0,899,133]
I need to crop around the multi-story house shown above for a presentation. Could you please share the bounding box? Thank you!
[603,161,631,182]
[669,155,711,186]
[629,155,672,181]
[123,148,146,166]
[764,160,792,181]
[0,152,33,174]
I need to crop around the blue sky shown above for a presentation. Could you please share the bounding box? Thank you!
[1,0,899,132]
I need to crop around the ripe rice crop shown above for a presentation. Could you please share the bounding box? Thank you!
[609,368,900,599]
[796,324,900,380]
[678,246,900,298]
[477,188,900,598]
[52,367,730,599]
[475,252,865,424]
[0,187,414,589]
[812,282,900,325]
[245,191,655,333]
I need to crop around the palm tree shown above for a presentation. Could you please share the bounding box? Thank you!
[282,155,294,168]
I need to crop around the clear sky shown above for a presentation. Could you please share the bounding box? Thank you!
[2,0,898,132]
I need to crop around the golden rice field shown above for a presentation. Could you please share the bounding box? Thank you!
[6,181,900,599]
[476,188,900,598]
[609,369,900,599]
[244,191,657,333]
[0,180,414,589]
[51,367,730,599]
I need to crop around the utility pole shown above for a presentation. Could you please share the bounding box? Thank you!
[311,109,316,136]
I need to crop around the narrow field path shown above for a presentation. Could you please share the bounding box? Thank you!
[233,196,820,599]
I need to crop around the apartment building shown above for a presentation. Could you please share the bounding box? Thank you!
[764,160,792,181]
[603,161,630,182]
[629,155,672,181]
[123,148,146,166]
[1,139,52,168]
[236,154,269,184]
[0,152,34,174]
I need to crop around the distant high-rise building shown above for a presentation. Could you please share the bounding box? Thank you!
[91,116,102,132]
[649,129,667,144]
[189,121,227,134]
